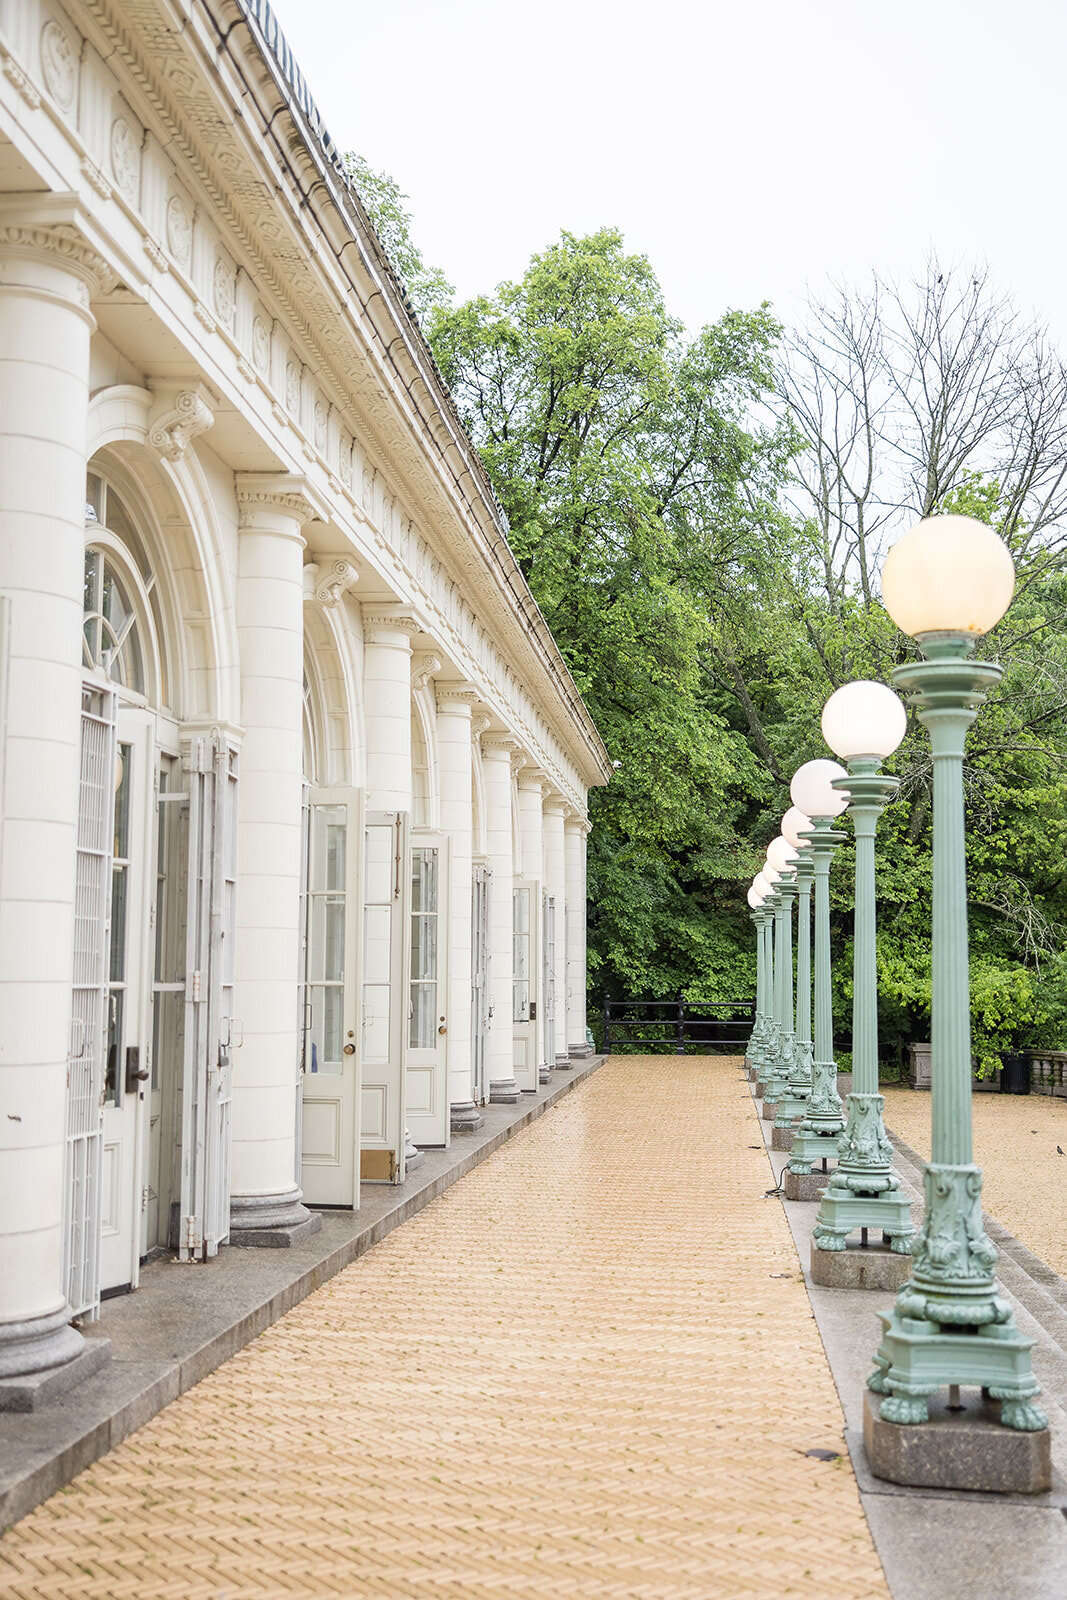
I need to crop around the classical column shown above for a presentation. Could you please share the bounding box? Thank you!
[228,476,322,1245]
[362,608,421,1169]
[516,768,549,1082]
[564,814,591,1056]
[543,794,570,1068]
[0,211,114,1397]
[482,733,519,1103]
[436,684,480,1132]
[362,609,417,812]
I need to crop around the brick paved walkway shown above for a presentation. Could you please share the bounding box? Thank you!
[0,1058,889,1599]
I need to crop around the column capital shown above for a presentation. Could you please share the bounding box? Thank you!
[362,605,420,646]
[516,767,550,796]
[0,194,115,296]
[435,681,480,714]
[481,733,520,760]
[236,472,326,533]
[303,556,359,607]
[564,813,592,837]
[542,792,568,818]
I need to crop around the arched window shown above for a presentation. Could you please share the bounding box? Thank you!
[83,471,166,704]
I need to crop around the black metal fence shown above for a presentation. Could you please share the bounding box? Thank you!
[602,998,755,1056]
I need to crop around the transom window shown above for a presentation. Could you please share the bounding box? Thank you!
[83,548,145,693]
[84,471,165,701]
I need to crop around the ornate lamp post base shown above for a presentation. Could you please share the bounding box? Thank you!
[811,1092,916,1260]
[867,1160,1048,1433]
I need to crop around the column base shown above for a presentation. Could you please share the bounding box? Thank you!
[539,1064,551,1084]
[810,1238,912,1291]
[489,1078,521,1104]
[568,1043,593,1058]
[863,1387,1050,1492]
[450,1100,484,1133]
[229,1191,324,1248]
[0,1307,111,1412]
[554,1053,572,1070]
[813,1179,915,1254]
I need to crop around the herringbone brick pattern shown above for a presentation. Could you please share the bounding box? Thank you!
[1,1058,889,1599]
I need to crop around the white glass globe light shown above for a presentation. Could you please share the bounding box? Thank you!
[790,759,850,818]
[766,835,797,874]
[747,885,764,908]
[754,870,775,895]
[781,805,812,849]
[822,680,907,761]
[881,514,1015,639]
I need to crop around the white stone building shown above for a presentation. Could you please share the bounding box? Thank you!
[0,0,610,1397]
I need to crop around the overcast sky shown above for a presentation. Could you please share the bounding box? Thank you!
[264,0,1067,347]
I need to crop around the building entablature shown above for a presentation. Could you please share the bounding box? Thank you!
[0,0,610,795]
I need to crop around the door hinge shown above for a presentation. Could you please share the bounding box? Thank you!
[141,1186,149,1214]
[184,1215,200,1251]
[191,969,202,1002]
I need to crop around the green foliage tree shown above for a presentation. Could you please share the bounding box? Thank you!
[429,229,790,1015]
[343,153,453,323]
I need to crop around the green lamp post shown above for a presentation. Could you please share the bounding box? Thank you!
[752,871,777,1087]
[746,879,772,1079]
[754,863,786,1096]
[773,807,816,1133]
[788,761,849,1179]
[762,839,799,1114]
[812,681,915,1261]
[868,514,1047,1432]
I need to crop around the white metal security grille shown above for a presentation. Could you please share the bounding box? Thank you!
[65,686,116,1319]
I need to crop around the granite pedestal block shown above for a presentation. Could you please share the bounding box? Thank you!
[783,1168,830,1202]
[863,1387,1051,1493]
[754,1081,765,1097]
[771,1125,795,1151]
[810,1240,912,1291]
[761,1098,778,1121]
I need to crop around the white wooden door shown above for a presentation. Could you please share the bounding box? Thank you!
[65,685,116,1320]
[512,878,541,1092]
[300,787,364,1206]
[542,893,557,1075]
[178,732,238,1260]
[361,811,410,1184]
[145,745,187,1255]
[470,864,491,1104]
[99,713,154,1294]
[406,834,450,1146]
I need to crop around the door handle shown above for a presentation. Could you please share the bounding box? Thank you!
[343,1043,356,1055]
[438,1024,447,1035]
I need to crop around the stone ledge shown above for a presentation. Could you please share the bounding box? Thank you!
[810,1240,912,1292]
[863,1387,1051,1494]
